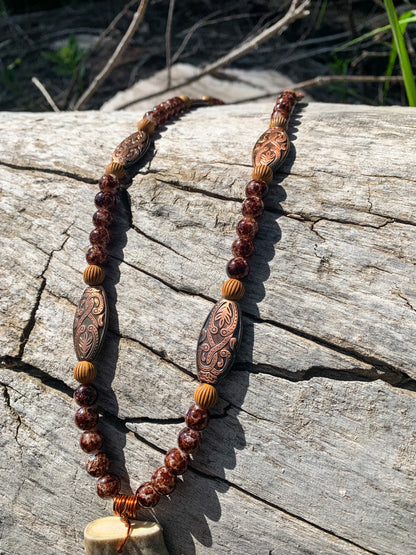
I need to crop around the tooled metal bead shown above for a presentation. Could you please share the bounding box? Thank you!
[252,164,273,184]
[105,162,125,180]
[83,265,105,286]
[73,361,97,384]
[221,278,245,301]
[194,383,218,409]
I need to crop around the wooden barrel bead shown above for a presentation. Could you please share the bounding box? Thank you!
[105,162,125,179]
[252,164,273,184]
[221,278,245,301]
[73,361,97,384]
[194,383,218,409]
[197,299,242,384]
[137,117,156,134]
[83,265,105,286]
[73,286,109,361]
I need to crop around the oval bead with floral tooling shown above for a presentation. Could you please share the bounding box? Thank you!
[197,299,242,385]
[73,286,108,361]
[112,130,150,167]
[252,127,290,171]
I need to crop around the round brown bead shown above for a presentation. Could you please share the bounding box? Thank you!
[185,404,209,431]
[245,179,268,198]
[232,236,254,258]
[86,452,110,477]
[164,448,189,475]
[194,383,219,408]
[226,257,249,280]
[96,473,120,498]
[86,245,108,267]
[73,361,97,384]
[75,406,99,430]
[178,427,202,454]
[94,191,116,211]
[74,384,97,407]
[221,279,245,302]
[83,265,105,286]
[105,162,125,180]
[137,118,156,134]
[236,217,258,238]
[151,466,177,495]
[89,227,111,248]
[242,196,264,219]
[99,174,120,194]
[252,164,273,184]
[80,429,104,453]
[92,209,113,228]
[136,482,160,507]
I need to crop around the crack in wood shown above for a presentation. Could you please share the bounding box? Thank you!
[0,159,95,184]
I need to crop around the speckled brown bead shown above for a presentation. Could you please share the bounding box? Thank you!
[226,257,249,280]
[86,452,110,477]
[232,236,254,258]
[92,209,113,228]
[136,482,160,507]
[99,174,120,194]
[86,245,108,267]
[242,196,264,219]
[194,383,219,408]
[96,473,120,498]
[73,361,97,384]
[236,217,258,238]
[151,466,177,495]
[89,227,111,248]
[83,265,105,286]
[105,162,125,180]
[94,191,116,211]
[245,179,268,198]
[185,404,209,431]
[74,384,97,407]
[164,448,189,475]
[178,427,202,454]
[80,429,104,453]
[252,164,273,184]
[75,406,99,430]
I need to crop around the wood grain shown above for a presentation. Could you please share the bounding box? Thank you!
[0,101,415,555]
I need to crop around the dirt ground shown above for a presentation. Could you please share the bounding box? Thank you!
[0,0,413,111]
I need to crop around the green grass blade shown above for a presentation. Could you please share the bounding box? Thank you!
[383,11,413,102]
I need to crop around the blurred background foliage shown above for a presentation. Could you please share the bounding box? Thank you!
[0,0,415,110]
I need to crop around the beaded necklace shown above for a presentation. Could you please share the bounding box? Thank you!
[72,90,300,552]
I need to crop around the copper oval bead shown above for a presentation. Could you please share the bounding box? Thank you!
[96,473,120,498]
[73,361,97,383]
[221,279,245,302]
[74,286,109,361]
[252,164,273,185]
[105,162,125,180]
[136,482,160,508]
[83,265,105,286]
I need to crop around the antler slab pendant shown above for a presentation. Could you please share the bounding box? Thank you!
[197,300,242,385]
[73,285,108,361]
[252,127,290,171]
[112,130,150,167]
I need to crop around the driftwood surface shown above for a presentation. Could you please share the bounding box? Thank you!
[0,100,416,555]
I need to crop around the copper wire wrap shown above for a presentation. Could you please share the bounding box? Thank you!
[113,494,141,553]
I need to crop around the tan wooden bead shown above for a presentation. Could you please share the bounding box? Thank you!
[74,361,97,384]
[137,117,156,134]
[83,265,105,286]
[179,95,191,109]
[252,164,273,185]
[269,116,288,130]
[221,279,245,301]
[194,383,218,409]
[105,162,125,179]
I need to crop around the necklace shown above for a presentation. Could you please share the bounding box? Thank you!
[72,90,300,553]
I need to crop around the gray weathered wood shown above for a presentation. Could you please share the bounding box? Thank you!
[0,100,416,555]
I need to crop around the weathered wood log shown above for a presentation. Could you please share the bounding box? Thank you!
[0,100,415,555]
